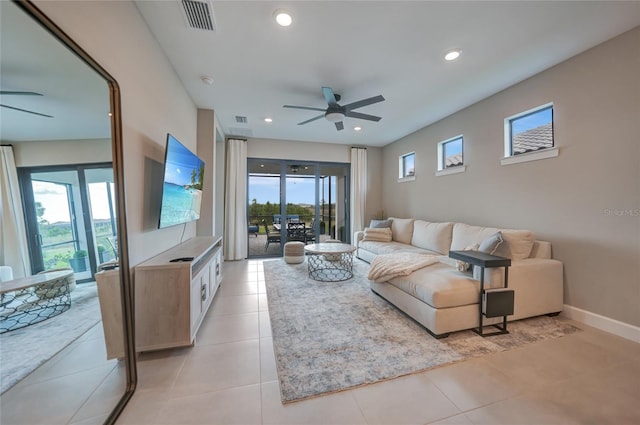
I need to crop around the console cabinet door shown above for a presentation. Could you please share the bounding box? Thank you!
[190,270,204,330]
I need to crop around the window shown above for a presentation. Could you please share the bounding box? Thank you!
[398,152,415,181]
[503,103,557,165]
[436,135,466,176]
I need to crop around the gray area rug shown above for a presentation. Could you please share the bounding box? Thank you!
[0,284,101,394]
[264,259,580,403]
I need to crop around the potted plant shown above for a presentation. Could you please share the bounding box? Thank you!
[97,245,114,263]
[69,250,88,272]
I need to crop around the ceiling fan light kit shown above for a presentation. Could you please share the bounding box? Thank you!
[283,86,385,131]
[325,111,344,122]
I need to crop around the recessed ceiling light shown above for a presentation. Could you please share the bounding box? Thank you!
[354,126,362,131]
[264,117,273,123]
[274,10,292,27]
[444,49,461,61]
[260,164,265,168]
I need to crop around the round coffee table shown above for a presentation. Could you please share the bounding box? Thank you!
[303,243,356,282]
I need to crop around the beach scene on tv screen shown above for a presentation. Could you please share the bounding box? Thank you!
[160,138,204,228]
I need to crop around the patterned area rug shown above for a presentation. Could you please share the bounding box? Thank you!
[264,259,580,403]
[0,284,101,394]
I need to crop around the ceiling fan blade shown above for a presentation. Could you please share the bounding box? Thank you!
[322,87,339,107]
[298,114,325,125]
[345,110,382,122]
[283,105,327,112]
[343,94,385,111]
[0,91,43,96]
[1,104,53,118]
[335,121,344,131]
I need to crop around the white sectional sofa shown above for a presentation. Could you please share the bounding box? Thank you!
[354,218,564,338]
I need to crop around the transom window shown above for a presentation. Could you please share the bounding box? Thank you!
[438,135,463,171]
[505,103,553,157]
[398,152,415,180]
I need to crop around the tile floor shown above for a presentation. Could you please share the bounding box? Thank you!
[5,259,638,425]
[114,259,640,425]
[0,321,126,425]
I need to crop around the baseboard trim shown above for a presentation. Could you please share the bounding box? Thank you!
[561,304,640,343]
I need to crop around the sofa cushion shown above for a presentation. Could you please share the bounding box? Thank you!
[369,219,392,229]
[388,218,415,244]
[451,223,501,252]
[362,227,392,242]
[387,263,480,309]
[493,229,535,260]
[359,240,437,256]
[451,223,535,260]
[410,220,454,255]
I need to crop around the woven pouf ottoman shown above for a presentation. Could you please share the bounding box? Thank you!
[284,241,305,264]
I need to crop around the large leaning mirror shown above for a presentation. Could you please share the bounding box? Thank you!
[0,1,135,424]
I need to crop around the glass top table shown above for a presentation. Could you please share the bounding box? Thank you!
[303,243,356,282]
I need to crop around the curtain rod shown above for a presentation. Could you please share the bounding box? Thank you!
[351,146,367,150]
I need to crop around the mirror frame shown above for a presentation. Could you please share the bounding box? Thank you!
[12,1,137,423]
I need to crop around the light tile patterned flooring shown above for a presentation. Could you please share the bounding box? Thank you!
[4,259,639,424]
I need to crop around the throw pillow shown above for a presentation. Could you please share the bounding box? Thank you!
[362,227,393,242]
[369,219,392,229]
[456,243,479,272]
[478,231,504,255]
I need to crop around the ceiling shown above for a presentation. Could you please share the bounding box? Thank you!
[0,1,111,143]
[2,1,638,147]
[135,0,640,147]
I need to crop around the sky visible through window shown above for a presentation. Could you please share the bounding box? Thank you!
[33,181,112,223]
[249,175,334,205]
[512,107,552,135]
[444,137,463,158]
[403,153,414,177]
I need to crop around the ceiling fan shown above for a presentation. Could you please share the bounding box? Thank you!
[284,87,384,131]
[0,91,53,118]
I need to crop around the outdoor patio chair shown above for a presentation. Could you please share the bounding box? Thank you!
[263,221,281,250]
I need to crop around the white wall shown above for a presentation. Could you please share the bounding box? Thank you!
[196,109,216,237]
[13,139,111,167]
[35,1,199,266]
[381,27,640,327]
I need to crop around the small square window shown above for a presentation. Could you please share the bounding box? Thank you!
[399,152,415,180]
[437,136,463,171]
[505,104,553,157]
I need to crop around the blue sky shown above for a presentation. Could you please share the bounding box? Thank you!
[512,107,552,134]
[249,175,335,205]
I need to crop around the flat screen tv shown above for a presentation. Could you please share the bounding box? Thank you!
[158,133,205,229]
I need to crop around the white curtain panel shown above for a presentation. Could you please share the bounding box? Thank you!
[223,138,248,260]
[350,147,368,234]
[0,146,31,278]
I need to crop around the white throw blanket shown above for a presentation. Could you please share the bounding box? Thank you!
[368,252,439,282]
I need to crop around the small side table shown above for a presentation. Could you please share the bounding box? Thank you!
[449,250,513,337]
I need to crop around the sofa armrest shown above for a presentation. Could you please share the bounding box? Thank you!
[473,258,564,318]
[529,240,552,259]
[354,231,364,246]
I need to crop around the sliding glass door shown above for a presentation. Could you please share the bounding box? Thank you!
[19,163,115,282]
[247,159,350,258]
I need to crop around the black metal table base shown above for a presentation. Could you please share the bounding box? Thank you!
[0,285,71,333]
[307,253,354,282]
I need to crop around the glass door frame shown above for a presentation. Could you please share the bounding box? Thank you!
[18,162,114,282]
[247,158,350,258]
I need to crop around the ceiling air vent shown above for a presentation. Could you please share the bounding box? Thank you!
[181,0,216,31]
[235,115,248,124]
